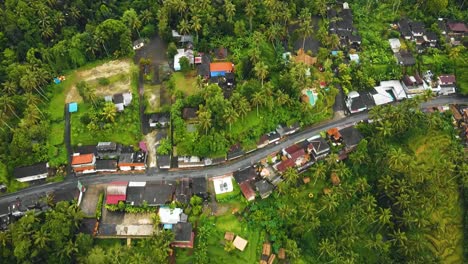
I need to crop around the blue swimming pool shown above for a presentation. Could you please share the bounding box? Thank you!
[306,90,317,106]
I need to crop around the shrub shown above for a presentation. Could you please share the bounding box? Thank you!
[96,193,104,219]
[98,77,110,86]
[167,42,178,59]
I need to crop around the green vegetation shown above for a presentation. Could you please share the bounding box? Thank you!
[172,71,199,96]
[95,193,104,219]
[70,68,141,146]
[215,179,241,202]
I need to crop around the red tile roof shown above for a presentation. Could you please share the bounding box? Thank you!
[210,62,233,73]
[106,194,126,205]
[71,154,94,165]
[284,144,300,155]
[290,149,306,161]
[239,182,255,201]
[109,181,128,186]
[439,75,456,84]
[74,166,95,172]
[448,22,468,32]
[327,128,342,140]
[277,159,295,172]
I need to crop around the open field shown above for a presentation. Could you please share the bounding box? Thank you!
[172,71,199,96]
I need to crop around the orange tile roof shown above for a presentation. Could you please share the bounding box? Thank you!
[294,49,317,66]
[72,154,94,165]
[210,62,233,72]
[74,166,95,172]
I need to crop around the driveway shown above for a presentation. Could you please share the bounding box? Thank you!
[80,184,105,217]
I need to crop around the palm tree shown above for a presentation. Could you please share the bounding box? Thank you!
[237,96,251,119]
[254,61,268,88]
[195,75,204,89]
[224,0,236,24]
[328,34,340,50]
[252,92,264,116]
[172,0,187,14]
[0,96,20,119]
[178,19,191,36]
[283,167,299,185]
[69,6,81,21]
[318,193,339,213]
[298,8,313,50]
[139,10,153,25]
[0,112,13,131]
[2,81,17,95]
[33,229,49,249]
[276,90,290,106]
[318,238,337,258]
[311,162,327,185]
[191,16,202,41]
[376,208,393,228]
[245,2,256,31]
[223,106,239,131]
[197,108,212,135]
[101,102,117,123]
[94,33,109,57]
[390,229,407,247]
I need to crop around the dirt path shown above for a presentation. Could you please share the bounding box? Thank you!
[145,131,157,168]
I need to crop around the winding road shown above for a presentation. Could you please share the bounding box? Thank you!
[0,95,467,207]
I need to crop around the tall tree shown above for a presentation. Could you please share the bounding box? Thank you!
[245,2,256,32]
[298,8,313,50]
[254,61,268,88]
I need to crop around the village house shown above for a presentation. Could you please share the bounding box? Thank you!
[339,126,363,152]
[95,159,118,172]
[239,182,256,201]
[191,177,208,200]
[372,80,407,106]
[255,180,274,199]
[257,134,269,149]
[13,163,49,183]
[307,136,331,161]
[438,75,457,95]
[276,123,300,137]
[111,92,132,112]
[388,38,401,53]
[177,156,205,168]
[105,181,128,205]
[143,182,175,206]
[227,143,245,160]
[159,207,183,226]
[173,48,194,71]
[157,155,171,169]
[118,151,146,171]
[401,73,430,97]
[233,167,257,185]
[395,51,416,66]
[148,113,170,128]
[209,62,234,78]
[71,153,96,174]
[346,91,368,114]
[171,222,195,248]
[267,131,281,144]
[447,21,467,45]
[96,142,119,159]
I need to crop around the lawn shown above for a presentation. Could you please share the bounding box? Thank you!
[172,71,199,96]
[144,83,171,113]
[175,248,193,264]
[70,69,141,146]
[215,178,241,202]
[205,201,261,264]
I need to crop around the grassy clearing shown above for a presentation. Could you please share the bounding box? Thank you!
[204,201,260,264]
[94,238,126,249]
[172,71,199,96]
[144,83,171,113]
[215,179,241,202]
[175,248,193,264]
[71,68,141,146]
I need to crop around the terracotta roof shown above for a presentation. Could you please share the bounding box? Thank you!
[239,182,255,201]
[278,248,286,259]
[439,75,456,84]
[284,144,301,155]
[276,159,295,172]
[262,243,271,255]
[71,154,94,165]
[74,166,95,172]
[448,22,468,32]
[225,232,235,241]
[290,149,306,161]
[327,128,342,140]
[210,62,233,72]
[293,48,317,66]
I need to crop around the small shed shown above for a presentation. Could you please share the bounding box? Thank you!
[224,232,235,241]
[262,243,271,255]
[331,172,341,186]
[267,254,276,264]
[278,248,286,259]
[233,236,248,251]
[68,102,78,113]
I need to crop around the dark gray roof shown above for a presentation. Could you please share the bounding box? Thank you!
[97,142,117,151]
[410,21,425,33]
[255,180,274,197]
[119,153,133,163]
[351,96,366,111]
[395,51,416,66]
[149,113,170,123]
[227,143,244,160]
[157,155,171,168]
[143,183,174,205]
[74,145,97,155]
[233,167,256,184]
[174,222,193,242]
[126,186,145,206]
[425,31,438,41]
[175,179,191,204]
[339,126,363,148]
[267,131,280,142]
[310,138,330,154]
[192,177,207,195]
[14,163,48,179]
[182,108,198,120]
[96,159,117,170]
[113,93,124,104]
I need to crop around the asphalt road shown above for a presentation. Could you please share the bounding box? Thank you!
[0,95,466,206]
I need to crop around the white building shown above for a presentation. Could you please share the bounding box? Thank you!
[372,80,407,105]
[388,38,401,53]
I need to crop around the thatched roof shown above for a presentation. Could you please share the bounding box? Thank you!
[331,172,341,186]
[293,48,317,66]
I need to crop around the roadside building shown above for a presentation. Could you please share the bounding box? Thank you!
[255,180,274,199]
[171,222,195,248]
[438,75,457,95]
[13,163,49,183]
[191,177,208,200]
[71,154,96,174]
[339,126,363,152]
[239,182,256,201]
[106,182,128,205]
[308,137,331,161]
[95,159,118,172]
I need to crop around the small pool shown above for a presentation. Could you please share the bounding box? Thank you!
[306,90,317,106]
